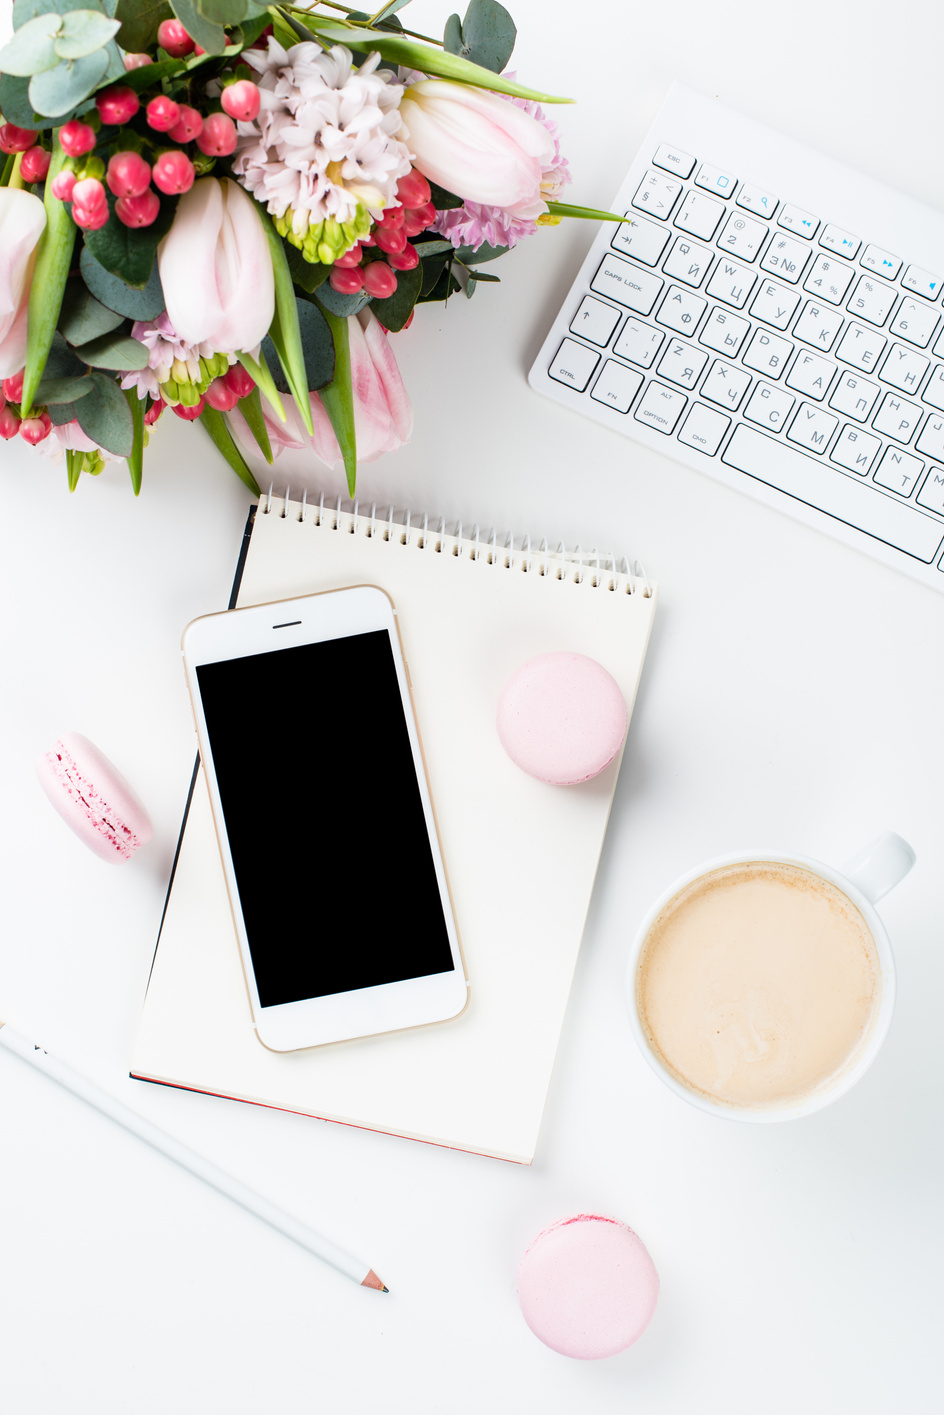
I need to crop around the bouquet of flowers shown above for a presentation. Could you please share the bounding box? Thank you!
[0,0,615,494]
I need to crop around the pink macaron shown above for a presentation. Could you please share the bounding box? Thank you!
[517,1213,659,1359]
[496,652,628,785]
[36,732,153,864]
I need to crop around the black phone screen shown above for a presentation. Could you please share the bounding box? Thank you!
[196,629,455,1009]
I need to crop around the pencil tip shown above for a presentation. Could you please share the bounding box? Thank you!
[361,1268,388,1292]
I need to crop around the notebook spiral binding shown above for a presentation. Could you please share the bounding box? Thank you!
[261,486,652,598]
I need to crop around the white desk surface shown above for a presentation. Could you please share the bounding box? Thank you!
[2,3,942,1409]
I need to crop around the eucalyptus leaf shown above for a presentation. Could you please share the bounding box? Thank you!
[370,263,422,333]
[466,270,501,281]
[54,10,121,60]
[0,13,62,76]
[48,399,79,425]
[314,283,371,319]
[169,0,227,54]
[443,13,462,53]
[294,297,336,390]
[420,252,449,298]
[74,368,134,455]
[452,240,508,264]
[114,0,172,52]
[79,247,165,319]
[29,48,109,116]
[368,0,413,21]
[427,180,464,210]
[449,0,516,74]
[0,74,44,128]
[72,331,149,371]
[286,244,330,294]
[14,0,112,19]
[33,374,94,405]
[196,0,246,24]
[58,280,126,346]
[39,330,88,381]
[82,189,176,286]
[412,239,456,258]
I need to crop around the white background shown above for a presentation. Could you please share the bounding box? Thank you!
[2,2,943,1410]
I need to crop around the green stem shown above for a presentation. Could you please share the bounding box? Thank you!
[318,308,357,497]
[199,405,262,496]
[543,201,625,223]
[238,385,274,464]
[66,448,81,492]
[281,2,442,45]
[124,387,144,495]
[21,135,76,419]
[257,207,314,435]
[0,154,15,188]
[236,348,286,423]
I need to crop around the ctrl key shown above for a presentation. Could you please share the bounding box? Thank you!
[549,337,600,392]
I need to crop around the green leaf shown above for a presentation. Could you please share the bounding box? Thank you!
[196,0,246,24]
[58,280,126,346]
[370,262,422,333]
[82,189,176,286]
[49,399,79,425]
[14,0,111,21]
[199,404,261,496]
[66,447,80,491]
[0,73,45,128]
[21,136,76,417]
[544,200,625,223]
[466,269,500,282]
[33,374,94,404]
[368,0,413,21]
[72,330,149,371]
[124,385,144,494]
[236,348,285,424]
[427,180,464,211]
[236,384,273,464]
[412,238,455,258]
[29,49,109,117]
[449,0,516,74]
[420,252,449,297]
[114,0,173,52]
[54,9,121,60]
[0,13,62,76]
[39,330,88,381]
[79,246,165,319]
[443,13,462,53]
[452,240,508,264]
[170,0,227,54]
[234,10,271,46]
[257,205,314,434]
[286,244,330,294]
[314,283,370,319]
[318,309,357,498]
[74,368,134,455]
[262,297,335,395]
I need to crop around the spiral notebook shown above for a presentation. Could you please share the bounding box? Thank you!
[131,493,657,1163]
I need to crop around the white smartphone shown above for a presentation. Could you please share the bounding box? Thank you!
[182,585,468,1051]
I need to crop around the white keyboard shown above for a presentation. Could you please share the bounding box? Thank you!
[529,85,944,593]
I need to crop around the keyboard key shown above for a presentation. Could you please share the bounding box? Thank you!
[721,425,944,562]
[786,350,836,400]
[744,382,795,431]
[778,204,819,238]
[787,402,837,452]
[662,236,713,288]
[742,329,793,379]
[736,183,778,219]
[829,371,880,421]
[836,322,886,373]
[656,284,707,334]
[793,300,844,352]
[874,446,923,496]
[923,365,944,412]
[803,254,855,305]
[634,381,687,433]
[750,279,801,330]
[695,163,737,197]
[699,306,750,356]
[591,255,663,314]
[819,224,860,259]
[549,338,600,391]
[761,233,811,283]
[590,359,644,413]
[652,143,695,179]
[611,212,673,266]
[889,297,939,348]
[831,425,881,474]
[872,391,922,442]
[657,338,708,389]
[613,318,664,368]
[915,412,944,461]
[847,275,897,326]
[701,359,751,410]
[861,244,902,279]
[705,257,755,309]
[569,296,621,347]
[717,212,766,262]
[674,189,725,240]
[678,402,731,454]
[879,343,929,395]
[901,265,942,300]
[632,169,681,218]
[917,465,944,514]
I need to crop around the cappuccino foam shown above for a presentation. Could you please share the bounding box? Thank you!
[636,861,881,1109]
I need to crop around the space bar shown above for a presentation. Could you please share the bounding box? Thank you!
[721,425,944,563]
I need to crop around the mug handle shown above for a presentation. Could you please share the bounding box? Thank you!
[840,832,916,904]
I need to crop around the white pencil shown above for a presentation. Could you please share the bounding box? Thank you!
[0,1022,388,1292]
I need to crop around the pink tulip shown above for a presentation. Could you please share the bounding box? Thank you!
[157,177,274,353]
[0,188,46,379]
[398,80,556,219]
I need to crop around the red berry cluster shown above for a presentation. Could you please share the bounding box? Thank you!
[0,370,53,445]
[329,169,437,300]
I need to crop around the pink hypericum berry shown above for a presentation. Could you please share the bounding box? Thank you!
[19,145,51,183]
[376,204,404,229]
[71,177,109,230]
[362,262,397,298]
[329,266,366,295]
[144,398,165,426]
[386,243,419,272]
[193,44,205,56]
[171,398,205,421]
[373,224,407,256]
[221,80,261,122]
[115,188,160,228]
[59,120,97,157]
[152,149,195,195]
[221,364,254,399]
[146,95,180,133]
[402,201,436,238]
[96,85,140,126]
[396,168,432,211]
[195,112,237,157]
[167,106,203,144]
[0,405,20,439]
[123,53,153,70]
[3,370,25,402]
[106,150,151,199]
[19,411,52,445]
[333,246,364,269]
[51,170,77,201]
[157,19,195,57]
[0,123,37,155]
[203,378,240,412]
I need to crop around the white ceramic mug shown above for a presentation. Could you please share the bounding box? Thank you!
[625,833,915,1122]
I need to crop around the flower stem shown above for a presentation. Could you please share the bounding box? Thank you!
[280,2,443,46]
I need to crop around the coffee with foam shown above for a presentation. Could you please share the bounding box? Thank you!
[635,861,881,1110]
